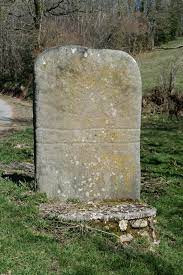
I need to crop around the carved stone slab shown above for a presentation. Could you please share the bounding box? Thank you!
[34,46,142,201]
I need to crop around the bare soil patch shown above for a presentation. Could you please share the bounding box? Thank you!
[0,95,32,136]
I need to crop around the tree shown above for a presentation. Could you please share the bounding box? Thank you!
[168,0,183,39]
[1,0,183,89]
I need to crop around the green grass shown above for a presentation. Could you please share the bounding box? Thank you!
[0,115,182,274]
[0,128,33,164]
[137,37,183,93]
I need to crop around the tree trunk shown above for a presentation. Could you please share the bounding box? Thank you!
[33,0,44,50]
[33,0,42,30]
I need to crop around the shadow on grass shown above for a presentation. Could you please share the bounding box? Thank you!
[2,116,33,126]
[1,172,35,191]
[142,116,183,130]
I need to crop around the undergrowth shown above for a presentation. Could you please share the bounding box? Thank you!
[0,115,182,274]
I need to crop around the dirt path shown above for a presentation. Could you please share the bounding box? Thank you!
[0,96,34,177]
[0,95,33,136]
[0,98,13,134]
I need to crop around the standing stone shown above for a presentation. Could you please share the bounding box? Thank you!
[34,46,142,201]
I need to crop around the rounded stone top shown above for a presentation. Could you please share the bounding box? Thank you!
[35,45,140,75]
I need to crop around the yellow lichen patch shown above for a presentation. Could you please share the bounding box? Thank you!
[100,153,136,195]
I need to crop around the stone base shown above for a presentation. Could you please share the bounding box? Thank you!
[40,202,157,244]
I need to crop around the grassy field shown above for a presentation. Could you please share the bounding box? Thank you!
[137,37,183,93]
[0,38,182,274]
[0,115,182,274]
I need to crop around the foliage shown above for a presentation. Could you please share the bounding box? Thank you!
[1,0,183,91]
[141,51,183,116]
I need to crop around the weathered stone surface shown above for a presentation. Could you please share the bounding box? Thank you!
[34,45,142,201]
[130,219,148,228]
[120,234,133,243]
[119,220,128,231]
[40,202,157,222]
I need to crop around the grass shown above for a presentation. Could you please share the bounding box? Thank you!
[137,37,183,93]
[0,37,183,274]
[0,115,182,274]
[0,128,33,164]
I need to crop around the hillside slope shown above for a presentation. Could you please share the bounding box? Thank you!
[137,37,183,94]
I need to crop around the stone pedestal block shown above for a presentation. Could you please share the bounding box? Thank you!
[40,202,158,244]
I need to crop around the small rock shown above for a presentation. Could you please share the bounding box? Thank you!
[119,220,128,231]
[14,144,29,149]
[148,217,156,230]
[14,144,23,149]
[153,240,160,246]
[120,233,133,243]
[131,219,148,228]
[152,229,157,241]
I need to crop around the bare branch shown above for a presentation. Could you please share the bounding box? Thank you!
[8,13,24,18]
[155,46,183,51]
[45,0,65,13]
[13,27,34,31]
[48,8,80,16]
